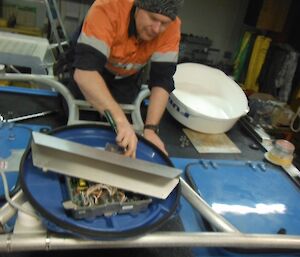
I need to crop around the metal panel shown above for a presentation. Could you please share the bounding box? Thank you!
[31,132,181,199]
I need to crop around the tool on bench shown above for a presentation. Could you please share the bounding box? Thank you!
[0,110,57,123]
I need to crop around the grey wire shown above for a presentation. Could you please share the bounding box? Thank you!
[0,171,39,218]
[290,106,300,133]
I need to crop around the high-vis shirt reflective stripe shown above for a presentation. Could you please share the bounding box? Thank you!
[151,51,179,63]
[78,33,110,58]
[105,61,147,78]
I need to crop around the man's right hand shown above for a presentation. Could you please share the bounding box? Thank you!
[74,70,138,158]
[115,119,138,158]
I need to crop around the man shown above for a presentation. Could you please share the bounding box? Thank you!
[72,0,183,158]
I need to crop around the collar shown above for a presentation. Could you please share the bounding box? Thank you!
[128,5,137,38]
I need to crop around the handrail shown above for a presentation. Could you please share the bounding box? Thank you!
[1,72,300,252]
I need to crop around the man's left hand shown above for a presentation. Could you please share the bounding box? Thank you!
[143,129,168,156]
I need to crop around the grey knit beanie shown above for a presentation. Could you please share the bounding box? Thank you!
[135,0,184,20]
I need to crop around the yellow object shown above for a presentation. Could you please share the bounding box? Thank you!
[79,179,87,187]
[243,35,272,92]
[0,80,10,86]
[0,18,8,27]
[265,152,293,167]
[264,139,295,167]
[0,25,43,37]
[0,81,36,88]
[257,0,291,33]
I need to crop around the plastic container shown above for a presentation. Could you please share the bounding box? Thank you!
[167,63,249,133]
[265,139,295,167]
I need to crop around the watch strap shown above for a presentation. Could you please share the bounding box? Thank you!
[144,124,159,134]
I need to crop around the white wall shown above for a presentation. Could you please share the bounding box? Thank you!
[60,0,93,38]
[179,0,249,62]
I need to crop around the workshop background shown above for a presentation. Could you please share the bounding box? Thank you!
[1,0,300,256]
[1,0,300,92]
[0,0,299,162]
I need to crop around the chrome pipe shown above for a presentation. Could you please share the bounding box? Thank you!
[131,85,150,132]
[0,73,76,125]
[1,232,300,252]
[0,191,26,229]
[180,178,239,233]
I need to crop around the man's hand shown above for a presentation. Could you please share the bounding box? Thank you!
[116,119,138,158]
[74,70,138,158]
[143,129,168,156]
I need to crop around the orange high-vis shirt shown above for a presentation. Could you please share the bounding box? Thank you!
[75,0,181,92]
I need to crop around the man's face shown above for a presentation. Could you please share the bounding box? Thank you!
[135,8,173,41]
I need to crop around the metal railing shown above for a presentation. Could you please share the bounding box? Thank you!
[1,73,300,252]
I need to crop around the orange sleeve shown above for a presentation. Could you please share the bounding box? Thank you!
[81,0,120,50]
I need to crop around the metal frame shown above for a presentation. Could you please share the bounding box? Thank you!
[0,179,300,252]
[0,72,150,132]
[68,84,150,132]
[44,0,69,54]
[1,73,300,252]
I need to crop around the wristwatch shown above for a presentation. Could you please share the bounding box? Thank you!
[144,124,159,134]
